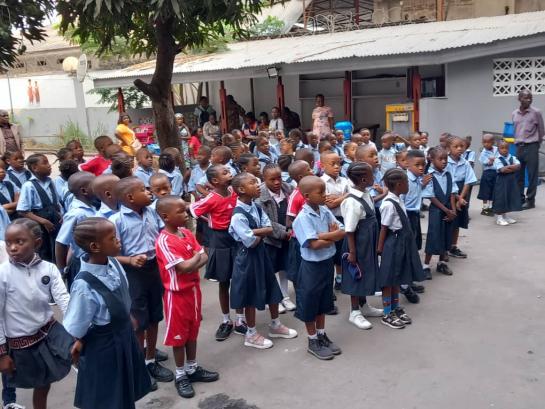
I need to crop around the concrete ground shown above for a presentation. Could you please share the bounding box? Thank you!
[15,184,545,409]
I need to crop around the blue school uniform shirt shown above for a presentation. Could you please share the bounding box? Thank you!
[228,200,271,248]
[226,160,239,177]
[53,176,73,214]
[341,158,352,177]
[109,205,160,259]
[494,153,520,171]
[257,151,278,172]
[0,206,10,240]
[281,171,297,188]
[378,147,397,174]
[404,170,424,211]
[56,198,99,258]
[479,146,499,171]
[369,168,384,207]
[447,156,477,184]
[463,149,476,164]
[187,163,210,193]
[134,166,153,187]
[6,167,30,188]
[16,175,57,212]
[98,201,117,219]
[422,166,459,198]
[158,168,183,196]
[149,199,165,229]
[63,257,131,338]
[308,145,320,164]
[292,203,343,262]
[294,141,306,151]
[332,144,344,159]
[102,165,112,175]
[0,180,18,202]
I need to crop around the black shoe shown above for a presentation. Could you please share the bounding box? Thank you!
[381,312,405,329]
[234,320,248,336]
[187,366,219,383]
[400,286,420,304]
[436,263,453,276]
[317,333,342,355]
[175,375,195,398]
[325,305,338,315]
[144,347,169,363]
[215,321,233,341]
[149,374,158,391]
[147,361,174,382]
[423,267,432,280]
[307,338,334,360]
[394,307,412,325]
[449,246,467,259]
[411,283,425,293]
[522,201,535,210]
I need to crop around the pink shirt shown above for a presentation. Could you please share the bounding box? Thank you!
[312,106,333,138]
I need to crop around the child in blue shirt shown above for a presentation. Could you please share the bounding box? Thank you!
[3,150,30,189]
[187,146,211,201]
[0,158,19,220]
[293,176,345,361]
[278,154,296,188]
[378,133,398,173]
[477,134,498,216]
[255,135,278,172]
[355,145,388,225]
[159,152,184,196]
[341,141,357,177]
[134,148,154,187]
[91,174,120,219]
[463,135,476,167]
[493,140,522,226]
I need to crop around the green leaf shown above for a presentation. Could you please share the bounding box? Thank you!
[170,0,181,18]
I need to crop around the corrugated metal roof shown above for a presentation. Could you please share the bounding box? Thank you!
[94,11,545,81]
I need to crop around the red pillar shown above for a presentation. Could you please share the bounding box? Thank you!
[219,81,228,134]
[411,68,421,132]
[276,76,285,113]
[354,0,360,26]
[117,88,125,113]
[343,71,352,121]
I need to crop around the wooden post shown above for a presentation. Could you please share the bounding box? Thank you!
[117,87,125,113]
[343,71,352,121]
[411,67,421,132]
[354,0,360,26]
[219,81,228,134]
[250,78,255,114]
[436,0,444,21]
[276,76,285,113]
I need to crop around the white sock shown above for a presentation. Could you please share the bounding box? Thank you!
[222,314,231,324]
[271,318,281,328]
[308,333,318,340]
[236,313,245,325]
[277,270,289,297]
[145,359,155,365]
[423,264,430,269]
[317,328,325,335]
[246,326,257,337]
[185,360,197,375]
[175,366,185,379]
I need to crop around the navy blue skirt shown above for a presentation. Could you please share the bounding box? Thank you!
[196,219,210,248]
[407,210,422,250]
[378,229,424,287]
[230,242,283,310]
[205,229,237,282]
[333,216,344,265]
[265,242,289,273]
[286,237,301,283]
[477,169,496,201]
[295,258,335,322]
[453,181,470,229]
[492,172,522,214]
[425,205,453,256]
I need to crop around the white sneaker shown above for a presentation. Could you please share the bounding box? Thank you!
[348,310,372,330]
[244,332,273,349]
[278,302,286,314]
[504,215,517,224]
[282,298,296,311]
[268,323,298,339]
[4,404,26,409]
[496,216,509,226]
[360,303,384,317]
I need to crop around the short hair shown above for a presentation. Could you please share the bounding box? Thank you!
[447,135,465,146]
[318,140,331,152]
[288,160,310,179]
[2,150,22,162]
[26,153,46,170]
[237,153,257,169]
[212,146,232,163]
[56,147,72,162]
[156,195,185,216]
[231,172,254,194]
[74,217,114,252]
[255,136,268,146]
[277,154,293,172]
[355,144,376,158]
[68,171,95,195]
[262,162,281,177]
[288,129,302,140]
[428,146,446,159]
[8,218,42,240]
[294,148,313,162]
[94,135,113,150]
[346,161,373,186]
[66,139,82,149]
[135,147,151,158]
[111,152,134,179]
[406,149,425,161]
[198,145,212,156]
[114,176,142,201]
[206,164,223,183]
[158,153,176,173]
[343,141,357,153]
[383,168,407,190]
[149,172,169,186]
[298,175,324,195]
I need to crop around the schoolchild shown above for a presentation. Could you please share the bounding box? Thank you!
[360,128,377,150]
[109,177,174,386]
[378,133,398,173]
[53,149,78,214]
[134,148,154,187]
[341,141,357,177]
[255,136,278,172]
[288,129,306,151]
[237,153,262,180]
[278,154,296,188]
[477,133,498,216]
[91,174,120,219]
[111,151,135,179]
[355,145,388,225]
[377,169,424,329]
[149,173,172,203]
[335,129,346,149]
[3,150,30,189]
[55,172,100,288]
[189,165,246,342]
[306,132,320,165]
[211,146,238,177]
[447,136,477,259]
[329,133,344,159]
[66,139,85,165]
[187,146,212,201]
[294,148,317,176]
[396,150,409,170]
[279,138,295,156]
[229,173,297,349]
[159,152,184,196]
[0,219,72,409]
[419,132,430,153]
[79,135,114,176]
[0,158,19,221]
[16,154,61,262]
[422,147,458,278]
[98,144,123,176]
[64,218,151,409]
[341,162,383,330]
[155,198,219,398]
[463,136,476,167]
[493,140,522,226]
[256,163,295,313]
[292,176,345,360]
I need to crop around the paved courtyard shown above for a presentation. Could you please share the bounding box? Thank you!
[16,187,545,409]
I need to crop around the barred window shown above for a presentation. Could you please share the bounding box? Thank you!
[493,58,545,96]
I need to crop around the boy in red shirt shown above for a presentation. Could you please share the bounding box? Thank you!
[80,135,120,176]
[155,196,219,399]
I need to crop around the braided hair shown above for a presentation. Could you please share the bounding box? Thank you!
[73,217,113,252]
[346,161,372,186]
[9,218,42,240]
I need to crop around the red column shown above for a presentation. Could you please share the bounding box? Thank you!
[343,71,352,121]
[276,76,285,113]
[117,88,125,113]
[411,68,421,132]
[219,81,228,134]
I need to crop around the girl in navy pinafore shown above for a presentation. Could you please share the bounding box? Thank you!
[492,141,522,224]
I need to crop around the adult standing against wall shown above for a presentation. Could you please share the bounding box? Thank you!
[512,90,544,210]
[269,106,284,133]
[194,96,216,128]
[115,113,140,156]
[311,94,334,139]
[0,110,23,155]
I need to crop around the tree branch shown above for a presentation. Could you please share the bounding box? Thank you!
[133,78,160,101]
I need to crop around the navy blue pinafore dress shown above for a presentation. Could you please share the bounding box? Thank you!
[378,199,424,287]
[229,206,283,310]
[425,173,454,256]
[340,194,379,296]
[492,156,522,214]
[74,270,151,409]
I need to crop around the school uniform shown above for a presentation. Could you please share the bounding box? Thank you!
[340,188,379,296]
[292,204,342,322]
[16,175,62,262]
[369,168,384,225]
[226,160,239,177]
[257,150,278,172]
[56,198,99,288]
[286,188,306,283]
[378,147,397,174]
[332,144,344,160]
[0,255,72,389]
[294,141,306,151]
[53,176,74,214]
[229,201,283,310]
[340,158,352,177]
[403,170,424,250]
[158,168,183,196]
[256,182,293,273]
[187,163,211,196]
[321,173,349,265]
[464,149,476,166]
[477,146,499,201]
[98,201,117,219]
[190,188,238,282]
[378,193,424,287]
[6,167,31,190]
[0,180,18,221]
[64,258,151,409]
[447,156,477,229]
[492,154,522,214]
[308,145,320,164]
[422,166,458,255]
[134,166,154,188]
[155,229,203,347]
[0,206,10,240]
[281,171,297,188]
[109,205,163,331]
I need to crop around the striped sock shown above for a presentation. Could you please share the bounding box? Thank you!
[391,290,400,310]
[382,296,392,315]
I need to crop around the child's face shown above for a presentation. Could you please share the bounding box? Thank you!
[397,178,409,195]
[410,135,421,148]
[210,152,224,165]
[0,161,6,181]
[397,152,409,170]
[98,139,114,155]
[280,140,294,155]
[128,181,152,207]
[319,142,332,153]
[336,132,344,144]
[305,182,326,206]
[381,136,393,150]
[294,164,314,182]
[308,133,318,147]
[482,137,495,150]
[196,149,211,165]
[257,139,270,155]
[351,134,363,146]
[328,135,337,147]
[105,144,122,159]
[212,165,233,187]
[322,154,341,178]
[243,158,261,178]
[498,143,509,156]
[263,168,282,194]
[94,221,122,257]
[271,107,280,119]
[137,151,153,168]
[240,175,261,199]
[162,199,188,228]
[150,177,172,198]
[69,141,84,160]
[356,148,379,169]
[5,225,38,264]
[33,157,52,178]
[360,130,371,144]
[449,139,465,159]
[7,151,24,171]
[439,136,448,149]
[344,143,357,160]
[420,134,428,145]
[408,157,426,177]
[432,152,448,171]
[275,130,285,141]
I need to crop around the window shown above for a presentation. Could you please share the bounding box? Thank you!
[493,57,545,96]
[87,60,92,69]
[14,62,25,69]
[37,60,47,66]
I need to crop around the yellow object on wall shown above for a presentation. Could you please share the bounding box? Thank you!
[386,103,415,135]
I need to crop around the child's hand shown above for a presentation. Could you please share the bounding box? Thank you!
[0,355,15,375]
[376,245,383,255]
[71,340,83,365]
[373,184,384,194]
[347,252,357,264]
[328,222,339,232]
[457,198,468,209]
[129,255,147,267]
[445,210,457,221]
[488,157,495,165]
[41,219,55,232]
[422,174,432,186]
